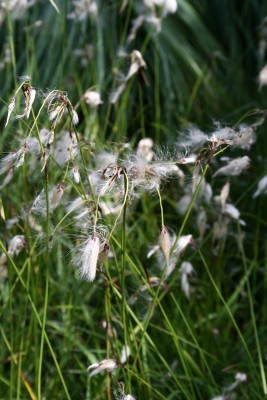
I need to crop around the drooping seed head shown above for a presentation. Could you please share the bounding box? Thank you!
[78,233,100,282]
[51,182,64,209]
[98,241,110,266]
[5,96,16,128]
[159,225,171,264]
[220,181,230,210]
[87,358,117,377]
[72,167,80,183]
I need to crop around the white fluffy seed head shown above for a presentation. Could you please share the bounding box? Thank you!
[83,90,103,107]
[5,96,16,128]
[25,87,36,118]
[15,146,27,168]
[51,182,64,209]
[159,226,171,264]
[259,65,267,89]
[213,156,251,177]
[220,181,230,210]
[87,358,117,377]
[180,261,194,299]
[175,235,193,256]
[136,138,154,162]
[98,241,110,266]
[79,234,100,282]
[235,372,247,383]
[71,108,79,125]
[253,175,267,198]
[120,345,131,364]
[8,235,27,257]
[72,167,80,183]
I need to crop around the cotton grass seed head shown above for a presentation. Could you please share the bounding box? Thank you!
[51,182,65,210]
[5,96,16,127]
[8,235,27,256]
[175,234,193,256]
[52,131,78,165]
[72,166,80,183]
[71,108,79,125]
[159,226,171,264]
[144,0,178,16]
[98,241,110,266]
[74,233,100,282]
[235,372,247,383]
[179,261,194,299]
[220,181,230,210]
[0,144,28,172]
[45,90,75,127]
[223,203,246,226]
[259,65,267,89]
[14,83,36,121]
[120,345,131,364]
[213,156,251,177]
[87,358,117,377]
[1,235,27,265]
[253,175,267,198]
[136,137,154,162]
[24,86,36,119]
[83,90,103,107]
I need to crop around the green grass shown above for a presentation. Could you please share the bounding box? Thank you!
[1,1,267,399]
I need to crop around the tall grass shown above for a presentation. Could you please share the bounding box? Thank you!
[1,1,267,399]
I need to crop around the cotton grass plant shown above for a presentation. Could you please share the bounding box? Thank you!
[1,1,267,400]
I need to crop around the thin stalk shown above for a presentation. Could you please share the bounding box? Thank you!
[0,241,71,399]
[104,281,112,400]
[138,83,146,139]
[156,187,164,227]
[237,225,267,394]
[198,249,256,372]
[156,300,196,398]
[5,0,17,86]
[154,40,160,143]
[8,264,14,400]
[108,170,129,241]
[107,281,191,398]
[170,293,217,390]
[1,328,37,400]
[37,164,50,400]
[121,172,130,391]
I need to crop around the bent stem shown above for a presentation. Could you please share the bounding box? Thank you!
[156,187,165,228]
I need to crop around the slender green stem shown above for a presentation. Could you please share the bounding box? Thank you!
[121,172,130,390]
[0,241,71,399]
[156,187,164,227]
[5,0,17,86]
[237,225,267,394]
[154,40,160,143]
[37,165,50,400]
[108,170,129,241]
[198,249,257,372]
